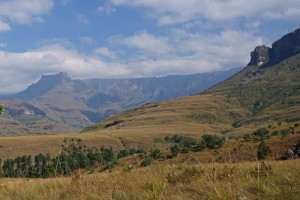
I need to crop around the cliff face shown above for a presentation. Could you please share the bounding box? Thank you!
[271,28,300,64]
[248,28,300,67]
[248,45,271,66]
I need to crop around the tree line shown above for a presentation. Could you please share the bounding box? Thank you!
[0,140,118,178]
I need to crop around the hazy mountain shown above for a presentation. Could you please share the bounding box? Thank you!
[83,28,300,136]
[0,67,241,134]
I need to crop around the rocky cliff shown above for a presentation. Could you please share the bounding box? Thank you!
[248,28,300,66]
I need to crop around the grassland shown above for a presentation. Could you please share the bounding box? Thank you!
[0,157,299,200]
[0,119,299,160]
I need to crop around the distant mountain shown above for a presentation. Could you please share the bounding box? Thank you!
[0,99,75,135]
[83,28,300,136]
[0,67,240,134]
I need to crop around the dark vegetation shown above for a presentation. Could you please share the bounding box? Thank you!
[165,134,225,158]
[0,104,3,114]
[0,138,118,178]
[104,120,124,128]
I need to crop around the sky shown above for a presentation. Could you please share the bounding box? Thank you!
[0,0,299,94]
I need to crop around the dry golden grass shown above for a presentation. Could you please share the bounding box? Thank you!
[0,133,123,159]
[0,121,299,159]
[0,159,299,200]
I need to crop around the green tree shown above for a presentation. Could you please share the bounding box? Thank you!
[200,134,225,149]
[0,104,3,114]
[257,141,271,160]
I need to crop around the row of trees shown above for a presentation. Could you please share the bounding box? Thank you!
[0,143,117,178]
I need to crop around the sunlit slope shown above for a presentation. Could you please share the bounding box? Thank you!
[83,54,300,137]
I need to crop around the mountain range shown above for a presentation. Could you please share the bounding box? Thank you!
[0,67,241,135]
[83,28,300,138]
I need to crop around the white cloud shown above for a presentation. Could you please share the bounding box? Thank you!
[120,29,265,77]
[120,31,171,54]
[93,47,115,59]
[110,0,300,25]
[0,0,53,25]
[77,14,89,24]
[0,20,11,32]
[0,45,129,93]
[0,27,266,94]
[97,4,116,15]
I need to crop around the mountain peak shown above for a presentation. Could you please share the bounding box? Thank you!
[15,72,72,101]
[248,28,300,67]
[41,72,70,81]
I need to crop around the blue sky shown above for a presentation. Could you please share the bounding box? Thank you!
[0,0,299,94]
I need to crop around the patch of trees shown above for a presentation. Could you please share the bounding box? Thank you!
[243,123,300,142]
[0,140,117,178]
[166,134,225,159]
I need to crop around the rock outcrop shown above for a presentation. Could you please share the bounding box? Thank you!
[248,28,300,67]
[281,143,300,160]
[270,28,300,64]
[248,45,271,66]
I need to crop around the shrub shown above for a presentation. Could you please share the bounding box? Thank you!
[257,141,271,160]
[0,104,3,115]
[243,134,251,142]
[252,128,270,141]
[280,129,290,138]
[149,149,163,159]
[271,130,279,136]
[200,134,225,149]
[140,156,153,167]
[277,122,282,126]
[170,145,180,157]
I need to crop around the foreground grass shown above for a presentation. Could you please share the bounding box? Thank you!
[0,159,299,200]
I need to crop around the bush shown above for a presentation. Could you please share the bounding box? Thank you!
[243,134,251,142]
[257,141,271,160]
[280,129,290,138]
[200,134,225,149]
[0,104,3,115]
[140,156,153,167]
[271,130,279,136]
[170,145,180,157]
[149,149,163,159]
[252,128,270,141]
[166,135,196,147]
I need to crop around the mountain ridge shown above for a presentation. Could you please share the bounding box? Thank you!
[83,28,300,137]
[0,68,241,134]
